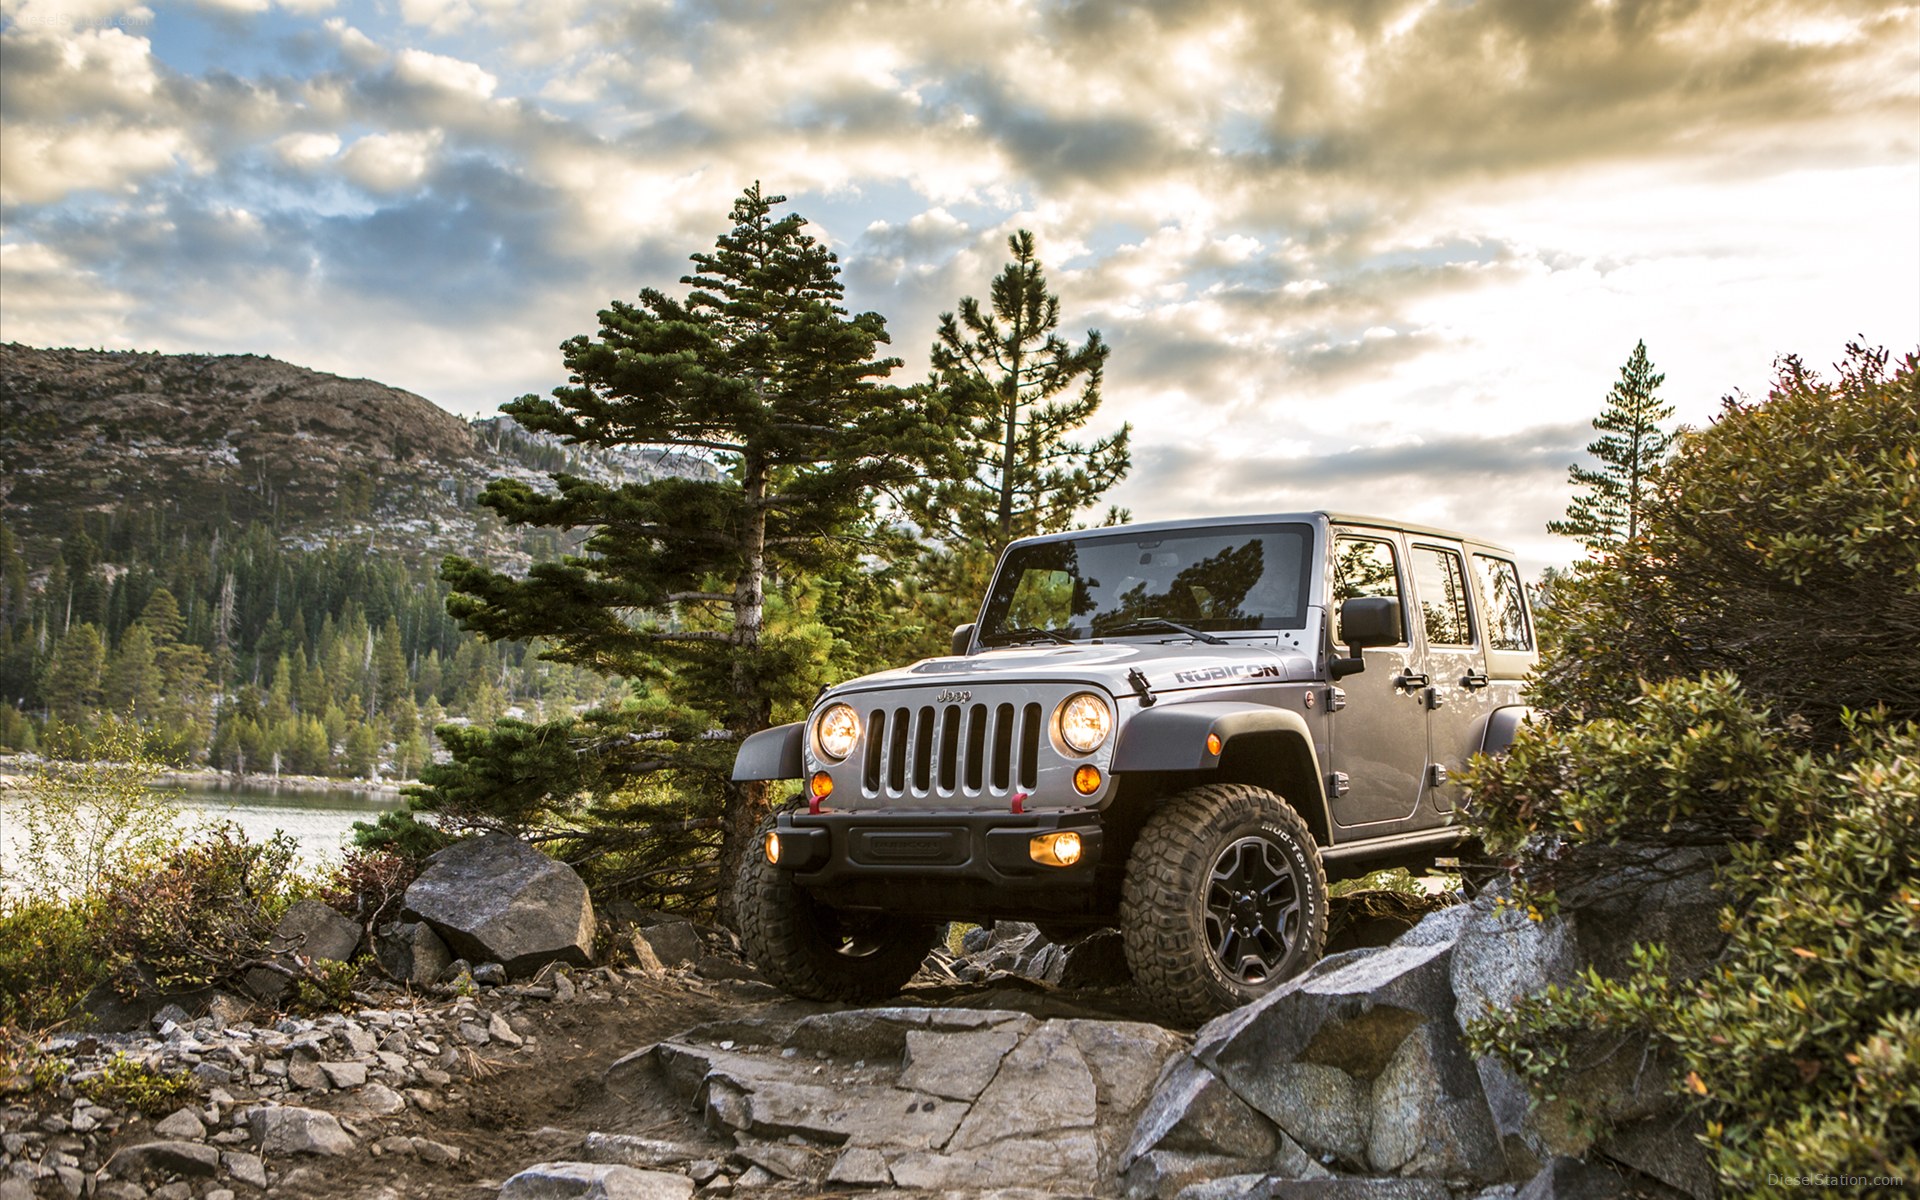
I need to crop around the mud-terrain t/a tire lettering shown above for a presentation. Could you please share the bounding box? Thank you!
[1120,783,1329,1019]
[734,814,938,1001]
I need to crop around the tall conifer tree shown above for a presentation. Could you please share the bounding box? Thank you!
[1550,340,1674,552]
[905,230,1130,556]
[432,186,950,918]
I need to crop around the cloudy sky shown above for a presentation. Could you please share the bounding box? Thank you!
[3,0,1916,570]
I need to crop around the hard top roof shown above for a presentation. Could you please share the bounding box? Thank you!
[1002,511,1518,557]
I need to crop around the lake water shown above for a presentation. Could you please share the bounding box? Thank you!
[1,780,406,889]
[165,782,407,867]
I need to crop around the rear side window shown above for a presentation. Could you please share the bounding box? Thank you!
[1411,546,1474,647]
[1473,554,1533,651]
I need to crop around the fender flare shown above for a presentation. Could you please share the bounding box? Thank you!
[1113,702,1330,835]
[1479,705,1538,756]
[733,722,804,781]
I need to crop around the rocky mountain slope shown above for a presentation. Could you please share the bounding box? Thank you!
[0,344,716,565]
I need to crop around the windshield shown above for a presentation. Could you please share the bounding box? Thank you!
[978,523,1314,645]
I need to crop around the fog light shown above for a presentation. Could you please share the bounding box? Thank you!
[809,772,834,800]
[1206,733,1222,756]
[1073,765,1102,795]
[1030,831,1084,867]
[764,831,781,864]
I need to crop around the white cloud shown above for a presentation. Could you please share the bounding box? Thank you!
[273,131,341,167]
[338,130,442,193]
[394,47,497,98]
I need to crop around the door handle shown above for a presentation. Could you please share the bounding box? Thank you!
[1462,670,1490,690]
[1396,672,1429,690]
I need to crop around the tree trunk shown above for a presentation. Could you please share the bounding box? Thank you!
[716,457,773,930]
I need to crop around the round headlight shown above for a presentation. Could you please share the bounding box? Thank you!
[813,703,860,761]
[1056,692,1112,755]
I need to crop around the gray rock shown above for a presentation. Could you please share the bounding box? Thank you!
[1367,1022,1503,1182]
[948,1020,1097,1150]
[1450,901,1581,1031]
[632,919,702,968]
[404,833,595,975]
[1393,904,1473,949]
[500,1162,694,1200]
[1199,940,1458,1085]
[152,1106,207,1140]
[580,1133,706,1168]
[897,1024,1024,1101]
[319,1060,368,1088]
[414,1138,462,1164]
[248,1105,355,1156]
[105,1140,222,1178]
[1125,1056,1278,1167]
[246,901,362,1001]
[1059,929,1132,987]
[729,1139,821,1181]
[473,961,508,986]
[888,1130,1101,1192]
[1515,1157,1636,1200]
[1243,1062,1371,1165]
[1174,1177,1274,1200]
[826,1146,892,1186]
[375,921,453,988]
[1599,1113,1715,1200]
[221,1150,268,1189]
[345,1082,408,1117]
[1267,1182,1454,1199]
[1059,1018,1191,1116]
[1124,1150,1264,1200]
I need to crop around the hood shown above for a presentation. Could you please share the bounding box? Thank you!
[828,638,1319,699]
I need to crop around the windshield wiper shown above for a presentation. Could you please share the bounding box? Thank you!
[982,625,1074,646]
[1097,617,1227,645]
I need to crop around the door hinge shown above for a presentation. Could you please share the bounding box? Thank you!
[1428,764,1450,787]
[1426,686,1445,710]
[1327,686,1347,712]
[1328,771,1351,797]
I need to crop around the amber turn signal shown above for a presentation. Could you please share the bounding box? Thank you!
[764,831,782,864]
[1029,831,1084,867]
[809,772,834,800]
[1073,765,1102,795]
[1206,733,1222,756]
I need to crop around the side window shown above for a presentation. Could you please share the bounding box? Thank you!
[1473,554,1533,651]
[1411,546,1474,647]
[1331,536,1405,644]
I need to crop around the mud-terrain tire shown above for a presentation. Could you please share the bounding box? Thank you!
[735,817,938,1002]
[1121,783,1328,1021]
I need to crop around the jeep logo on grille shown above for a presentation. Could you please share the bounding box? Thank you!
[935,689,972,704]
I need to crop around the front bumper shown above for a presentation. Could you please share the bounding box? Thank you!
[772,808,1105,889]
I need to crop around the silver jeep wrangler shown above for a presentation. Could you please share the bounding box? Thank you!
[732,512,1537,1019]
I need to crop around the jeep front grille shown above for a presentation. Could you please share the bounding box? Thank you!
[860,701,1045,799]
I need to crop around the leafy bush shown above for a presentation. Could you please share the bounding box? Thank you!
[0,893,108,1029]
[1534,344,1919,738]
[92,823,302,998]
[1466,707,1919,1194]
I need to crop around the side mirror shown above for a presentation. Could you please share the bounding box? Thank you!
[951,623,976,656]
[1330,596,1400,679]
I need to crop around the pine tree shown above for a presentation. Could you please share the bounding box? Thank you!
[1550,341,1674,552]
[431,185,952,919]
[905,230,1130,556]
[43,624,106,724]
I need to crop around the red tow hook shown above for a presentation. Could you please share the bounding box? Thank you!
[1011,791,1028,814]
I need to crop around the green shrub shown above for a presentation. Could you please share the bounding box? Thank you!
[1534,344,1919,738]
[0,893,108,1029]
[73,1053,200,1116]
[1467,712,1919,1194]
[92,823,301,997]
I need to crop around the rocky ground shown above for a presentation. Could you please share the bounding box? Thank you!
[5,836,1717,1200]
[3,921,1188,1200]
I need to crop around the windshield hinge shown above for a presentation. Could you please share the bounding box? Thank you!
[1128,668,1157,707]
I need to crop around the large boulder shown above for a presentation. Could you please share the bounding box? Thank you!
[403,833,595,976]
[244,899,363,1002]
